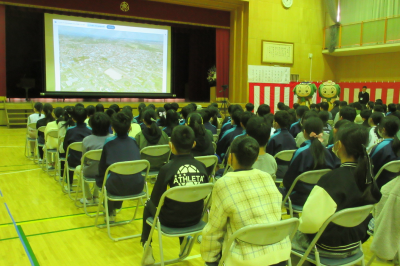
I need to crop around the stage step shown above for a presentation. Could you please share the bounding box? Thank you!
[5,102,33,128]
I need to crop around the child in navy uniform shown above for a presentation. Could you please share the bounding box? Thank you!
[283,117,335,206]
[326,119,352,169]
[63,106,92,188]
[141,125,208,265]
[370,116,400,188]
[98,112,143,222]
[216,110,244,159]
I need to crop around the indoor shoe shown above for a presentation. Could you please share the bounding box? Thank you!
[79,198,98,205]
[179,236,193,258]
[142,243,155,266]
[104,215,115,224]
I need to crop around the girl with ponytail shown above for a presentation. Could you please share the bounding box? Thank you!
[292,124,381,259]
[135,109,169,170]
[187,112,214,158]
[283,117,335,206]
[370,115,400,188]
[135,103,146,123]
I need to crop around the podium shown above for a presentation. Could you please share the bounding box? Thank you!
[210,86,216,102]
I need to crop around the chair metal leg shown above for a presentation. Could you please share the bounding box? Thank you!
[74,172,83,208]
[157,218,165,266]
[94,189,105,228]
[288,198,294,218]
[315,246,320,266]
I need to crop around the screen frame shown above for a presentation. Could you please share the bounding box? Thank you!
[44,13,172,97]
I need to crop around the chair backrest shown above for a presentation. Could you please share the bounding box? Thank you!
[106,160,150,176]
[219,218,299,266]
[274,150,296,162]
[213,134,218,143]
[66,142,83,156]
[27,122,36,131]
[37,126,46,133]
[81,149,102,165]
[140,145,171,157]
[195,155,219,168]
[163,183,214,203]
[46,129,58,139]
[375,160,400,180]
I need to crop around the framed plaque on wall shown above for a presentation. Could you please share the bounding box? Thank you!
[262,41,294,64]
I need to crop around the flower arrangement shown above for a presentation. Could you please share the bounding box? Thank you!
[207,66,217,85]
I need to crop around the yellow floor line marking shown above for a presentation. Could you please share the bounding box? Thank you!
[0,168,41,176]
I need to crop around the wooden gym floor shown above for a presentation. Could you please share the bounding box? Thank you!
[0,127,389,266]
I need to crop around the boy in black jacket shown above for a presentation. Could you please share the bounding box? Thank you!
[141,125,209,265]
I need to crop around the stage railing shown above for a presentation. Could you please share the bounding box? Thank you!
[324,15,400,49]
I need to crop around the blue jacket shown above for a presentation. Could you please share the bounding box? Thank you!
[63,123,92,167]
[97,134,144,196]
[283,140,335,206]
[289,120,302,138]
[370,138,400,188]
[266,128,297,157]
[204,122,217,135]
[218,119,232,141]
[216,125,243,158]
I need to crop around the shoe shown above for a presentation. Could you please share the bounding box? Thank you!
[63,185,73,193]
[179,236,193,258]
[142,243,155,265]
[79,198,98,205]
[104,215,115,224]
[47,166,55,171]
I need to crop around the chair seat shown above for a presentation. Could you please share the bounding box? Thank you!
[284,202,303,212]
[107,191,146,201]
[146,217,206,235]
[83,176,96,182]
[292,248,363,266]
[47,149,57,153]
[27,138,36,141]
[275,178,283,183]
[148,171,159,177]
[59,157,66,161]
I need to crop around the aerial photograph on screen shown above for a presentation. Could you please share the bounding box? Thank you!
[57,25,165,93]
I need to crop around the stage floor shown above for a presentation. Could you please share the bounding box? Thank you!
[0,127,389,266]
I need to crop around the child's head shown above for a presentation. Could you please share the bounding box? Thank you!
[164,103,172,112]
[105,108,115,118]
[273,110,291,129]
[318,111,330,125]
[353,102,362,111]
[240,111,255,129]
[246,117,271,147]
[277,102,285,111]
[375,99,383,105]
[73,106,87,123]
[199,109,211,123]
[367,101,374,110]
[181,105,193,120]
[86,105,95,117]
[90,112,111,136]
[333,119,352,136]
[171,103,179,112]
[75,103,84,108]
[111,112,131,135]
[293,103,300,110]
[109,104,120,113]
[320,102,329,112]
[187,112,205,137]
[368,112,383,127]
[296,105,309,119]
[53,107,63,120]
[256,104,270,117]
[388,103,397,113]
[378,116,400,138]
[148,104,156,111]
[373,104,384,113]
[263,113,274,125]
[287,109,297,125]
[170,125,195,154]
[229,136,259,170]
[339,101,348,109]
[166,109,180,127]
[360,109,372,121]
[303,117,326,169]
[245,102,254,112]
[333,100,340,108]
[138,103,147,116]
[43,103,54,120]
[231,110,243,126]
[339,106,357,122]
[95,104,104,113]
[121,107,133,122]
[143,109,159,135]
[34,102,43,116]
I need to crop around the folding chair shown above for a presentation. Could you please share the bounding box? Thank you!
[273,150,296,184]
[140,145,171,179]
[62,142,83,200]
[292,205,374,266]
[44,129,59,176]
[212,134,218,143]
[373,160,400,181]
[142,183,214,266]
[195,155,218,182]
[25,122,37,160]
[282,169,331,217]
[74,149,102,217]
[212,142,217,154]
[218,218,300,266]
[35,126,47,168]
[94,160,150,241]
[55,135,65,182]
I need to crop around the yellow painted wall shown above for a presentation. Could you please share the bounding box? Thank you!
[247,0,336,85]
[335,52,400,82]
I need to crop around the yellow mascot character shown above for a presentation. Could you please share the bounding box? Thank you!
[293,82,317,108]
[318,81,341,111]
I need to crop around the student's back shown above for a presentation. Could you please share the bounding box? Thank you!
[216,110,244,158]
[36,104,55,144]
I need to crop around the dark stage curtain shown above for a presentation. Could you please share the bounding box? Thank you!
[216,29,230,98]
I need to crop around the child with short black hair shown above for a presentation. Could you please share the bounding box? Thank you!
[200,109,217,134]
[216,110,244,159]
[245,102,254,112]
[141,126,208,264]
[235,111,254,139]
[85,105,95,124]
[162,109,180,137]
[360,109,372,127]
[290,106,309,138]
[171,102,179,112]
[95,103,104,113]
[98,112,143,222]
[318,110,332,134]
[63,106,92,188]
[180,105,193,125]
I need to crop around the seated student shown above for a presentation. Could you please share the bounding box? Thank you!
[267,110,297,180]
[58,106,75,152]
[310,103,318,112]
[330,100,340,119]
[277,102,286,112]
[84,105,95,124]
[209,102,222,118]
[105,109,115,134]
[164,103,172,112]
[367,101,375,110]
[256,104,271,117]
[333,101,348,124]
[219,105,243,138]
[318,110,332,135]
[295,111,318,147]
[374,104,385,115]
[200,109,217,135]
[287,109,297,125]
[367,112,384,150]
[320,102,332,120]
[95,103,104,113]
[98,112,143,223]
[156,107,166,127]
[208,106,221,129]
[326,120,352,169]
[370,116,400,188]
[135,109,169,170]
[245,102,254,112]
[264,113,276,136]
[387,103,396,116]
[328,106,356,145]
[179,105,193,125]
[360,109,372,128]
[43,107,64,169]
[141,126,208,264]
[63,106,92,189]
[109,104,120,114]
[121,108,141,139]
[289,106,309,138]
[77,112,113,204]
[292,124,381,259]
[246,117,277,177]
[36,103,55,159]
[201,136,289,266]
[171,102,179,112]
[134,103,146,122]
[234,111,254,139]
[283,117,335,206]
[27,102,44,155]
[216,110,244,159]
[163,109,179,137]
